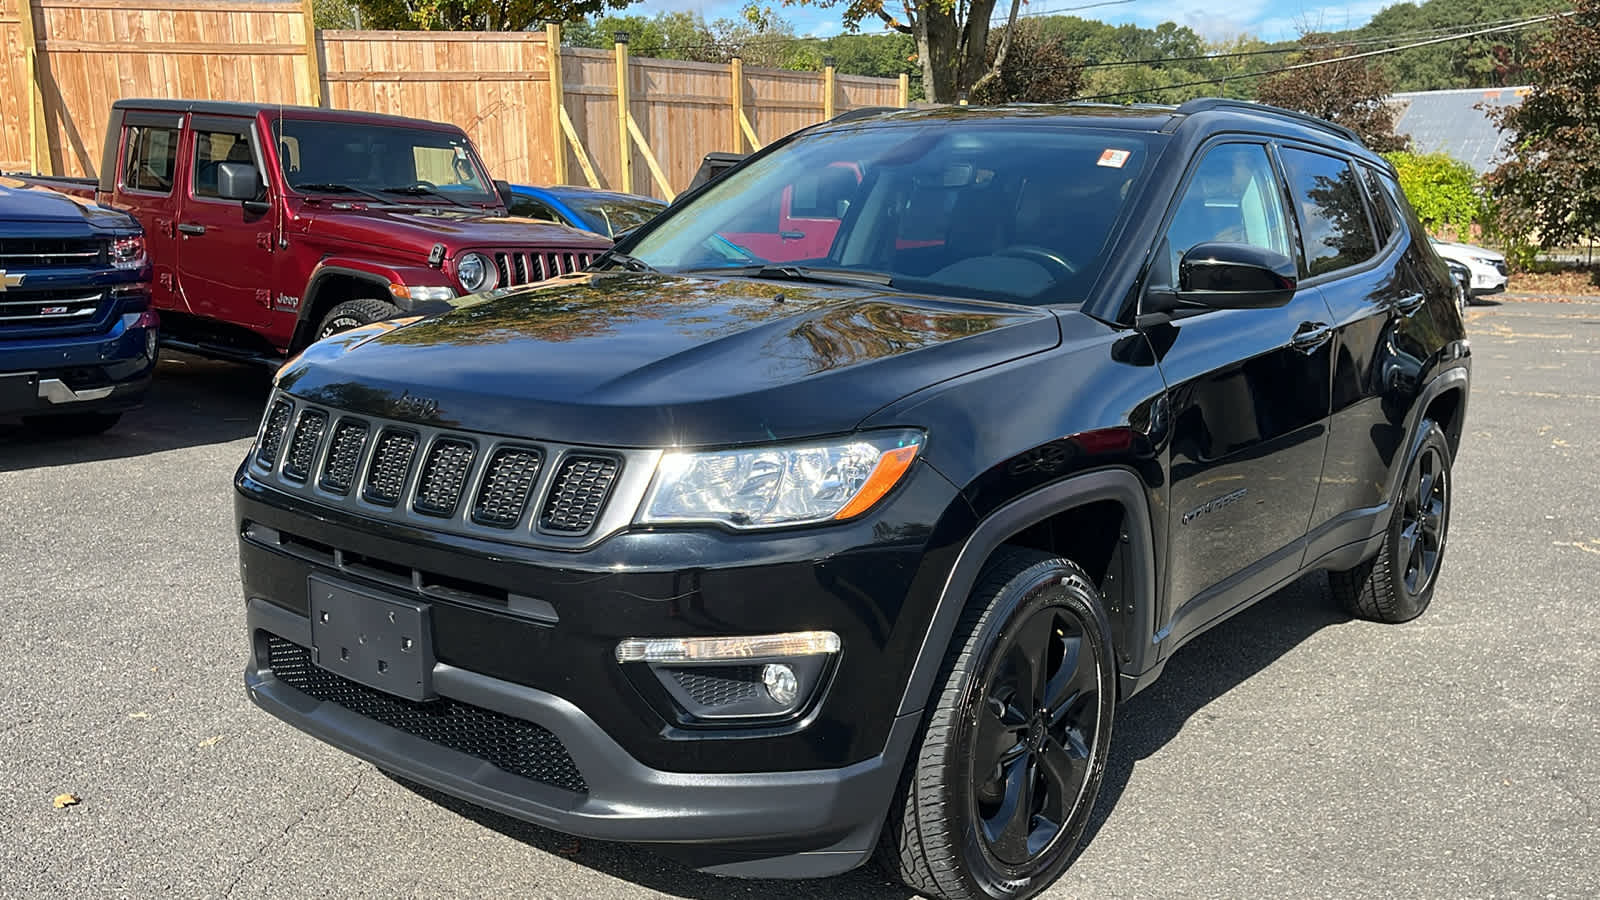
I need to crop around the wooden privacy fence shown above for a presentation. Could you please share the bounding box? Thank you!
[1,0,911,197]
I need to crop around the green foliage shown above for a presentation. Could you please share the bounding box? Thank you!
[1484,0,1600,253]
[563,7,817,70]
[354,0,632,32]
[1340,0,1568,92]
[312,0,359,29]
[1383,151,1484,232]
[1255,38,1409,151]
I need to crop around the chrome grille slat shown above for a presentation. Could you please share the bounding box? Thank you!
[414,438,477,517]
[248,392,660,551]
[0,238,106,268]
[282,410,328,482]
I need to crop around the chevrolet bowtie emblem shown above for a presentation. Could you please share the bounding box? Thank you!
[0,270,24,292]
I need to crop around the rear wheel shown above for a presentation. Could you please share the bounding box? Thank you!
[316,298,401,341]
[1330,420,1452,622]
[881,547,1115,900]
[22,412,122,436]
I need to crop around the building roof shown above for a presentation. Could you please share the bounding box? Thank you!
[1391,86,1530,175]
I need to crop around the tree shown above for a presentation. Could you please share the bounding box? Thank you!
[1255,36,1409,151]
[1484,1,1600,252]
[786,0,1032,102]
[355,0,633,32]
[1383,151,1483,235]
[971,19,1084,104]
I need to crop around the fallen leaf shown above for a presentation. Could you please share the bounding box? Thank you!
[53,793,80,809]
[556,838,582,856]
[127,711,150,720]
[196,735,226,749]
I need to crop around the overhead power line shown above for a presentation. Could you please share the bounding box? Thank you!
[1068,11,1572,101]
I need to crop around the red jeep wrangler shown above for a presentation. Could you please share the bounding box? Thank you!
[22,99,609,362]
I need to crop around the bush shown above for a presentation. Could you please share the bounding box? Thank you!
[1383,151,1483,235]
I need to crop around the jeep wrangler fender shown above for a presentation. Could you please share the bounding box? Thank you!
[293,260,452,350]
[895,467,1160,719]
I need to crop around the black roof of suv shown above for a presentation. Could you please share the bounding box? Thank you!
[235,99,1470,899]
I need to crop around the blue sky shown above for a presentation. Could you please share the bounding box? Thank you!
[653,0,1397,43]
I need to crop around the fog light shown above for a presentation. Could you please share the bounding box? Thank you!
[615,631,840,663]
[762,663,798,706]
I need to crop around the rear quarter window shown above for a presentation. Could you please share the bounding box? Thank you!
[1279,147,1379,277]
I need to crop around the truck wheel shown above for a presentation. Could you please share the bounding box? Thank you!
[22,412,122,436]
[316,298,402,340]
[881,547,1115,900]
[1330,420,1453,623]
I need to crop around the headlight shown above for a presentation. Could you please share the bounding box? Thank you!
[109,234,146,270]
[639,430,923,529]
[455,252,496,292]
[1472,256,1499,267]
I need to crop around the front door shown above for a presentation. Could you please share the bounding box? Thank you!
[113,112,185,313]
[175,116,274,330]
[1146,141,1334,642]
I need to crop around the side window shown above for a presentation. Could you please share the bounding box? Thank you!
[193,128,259,200]
[789,165,859,220]
[509,197,560,222]
[122,125,179,194]
[1358,165,1400,243]
[1279,148,1378,277]
[1164,143,1291,276]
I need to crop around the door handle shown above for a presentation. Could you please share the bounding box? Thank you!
[1290,322,1333,353]
[1396,292,1425,313]
[177,223,206,236]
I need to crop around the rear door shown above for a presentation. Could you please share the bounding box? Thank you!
[112,112,185,313]
[1147,141,1335,642]
[175,115,274,330]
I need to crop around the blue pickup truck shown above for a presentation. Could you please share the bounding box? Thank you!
[1,176,158,435]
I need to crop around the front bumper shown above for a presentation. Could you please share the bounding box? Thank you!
[1467,261,1509,296]
[236,460,970,875]
[0,316,157,416]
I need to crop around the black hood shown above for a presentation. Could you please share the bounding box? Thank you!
[276,272,1061,448]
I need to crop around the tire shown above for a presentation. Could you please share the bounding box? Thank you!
[21,412,122,436]
[1454,279,1469,317]
[315,298,402,341]
[880,547,1116,900]
[1330,420,1453,623]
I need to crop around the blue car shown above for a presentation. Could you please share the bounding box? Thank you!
[506,185,667,239]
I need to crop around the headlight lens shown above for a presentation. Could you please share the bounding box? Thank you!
[109,234,146,270]
[1472,256,1499,267]
[455,252,496,292]
[639,430,923,529]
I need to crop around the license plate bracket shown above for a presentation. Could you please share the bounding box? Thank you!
[0,372,39,411]
[308,574,436,701]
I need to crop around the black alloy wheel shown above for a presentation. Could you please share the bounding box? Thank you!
[1398,442,1449,598]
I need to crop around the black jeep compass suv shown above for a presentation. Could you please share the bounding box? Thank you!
[236,99,1469,899]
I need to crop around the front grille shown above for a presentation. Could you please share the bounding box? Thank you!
[1493,260,1508,277]
[413,438,476,517]
[492,250,595,287]
[0,290,105,334]
[540,456,620,534]
[256,399,294,467]
[319,420,369,495]
[264,635,587,794]
[472,446,542,527]
[0,237,105,268]
[364,430,418,506]
[282,410,328,482]
[674,666,762,708]
[250,393,656,549]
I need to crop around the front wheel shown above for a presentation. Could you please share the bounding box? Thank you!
[316,298,402,341]
[1330,420,1453,622]
[881,547,1115,900]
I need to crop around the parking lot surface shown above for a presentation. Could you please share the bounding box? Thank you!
[3,301,1597,899]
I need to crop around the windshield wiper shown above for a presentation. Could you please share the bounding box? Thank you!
[693,264,894,289]
[292,182,401,206]
[379,184,470,209]
[591,247,658,273]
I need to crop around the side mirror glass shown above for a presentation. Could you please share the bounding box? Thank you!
[216,162,262,203]
[1177,242,1297,309]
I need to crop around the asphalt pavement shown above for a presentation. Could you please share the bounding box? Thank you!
[2,301,1597,899]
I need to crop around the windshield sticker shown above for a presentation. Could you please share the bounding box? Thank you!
[454,145,467,161]
[1097,149,1131,169]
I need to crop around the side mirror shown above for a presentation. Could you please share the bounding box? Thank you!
[1177,242,1298,309]
[216,162,262,204]
[493,179,514,210]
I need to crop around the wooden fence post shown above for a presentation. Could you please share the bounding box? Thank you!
[729,56,744,153]
[822,56,836,119]
[298,0,322,106]
[16,0,51,174]
[614,32,632,194]
[545,23,567,185]
[898,73,910,108]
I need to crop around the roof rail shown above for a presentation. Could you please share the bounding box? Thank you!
[1175,98,1363,146]
[828,106,903,124]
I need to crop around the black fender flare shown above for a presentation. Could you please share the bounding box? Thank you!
[893,466,1159,718]
[291,266,402,351]
[1387,360,1471,512]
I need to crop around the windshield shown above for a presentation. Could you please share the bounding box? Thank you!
[273,119,494,202]
[570,196,667,238]
[626,124,1157,304]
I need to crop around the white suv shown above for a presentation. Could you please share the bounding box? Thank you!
[1430,238,1509,298]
